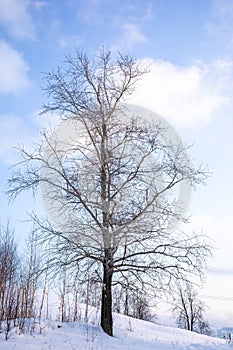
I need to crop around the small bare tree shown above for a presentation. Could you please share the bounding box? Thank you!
[172,282,211,334]
[38,267,48,320]
[0,224,41,339]
[0,224,19,337]
[14,228,40,335]
[23,229,40,319]
[7,48,211,336]
[113,283,154,321]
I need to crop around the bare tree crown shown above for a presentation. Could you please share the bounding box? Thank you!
[41,49,147,117]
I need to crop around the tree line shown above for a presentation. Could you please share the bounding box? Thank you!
[0,222,211,341]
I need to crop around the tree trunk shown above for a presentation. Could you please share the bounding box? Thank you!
[101,263,113,336]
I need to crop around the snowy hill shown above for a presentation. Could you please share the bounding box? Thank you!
[0,312,231,350]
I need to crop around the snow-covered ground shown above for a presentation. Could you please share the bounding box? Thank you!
[1,312,231,350]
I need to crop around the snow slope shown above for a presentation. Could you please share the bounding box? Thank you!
[0,313,231,350]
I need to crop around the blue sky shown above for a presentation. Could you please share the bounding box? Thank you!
[1,0,233,326]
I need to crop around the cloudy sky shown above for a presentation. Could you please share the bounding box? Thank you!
[1,0,233,327]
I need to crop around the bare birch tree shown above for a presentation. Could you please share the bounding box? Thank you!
[0,224,19,334]
[7,49,211,336]
[0,224,39,337]
[172,282,211,334]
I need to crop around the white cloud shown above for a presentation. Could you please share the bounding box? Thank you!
[0,0,35,39]
[129,58,232,127]
[0,40,30,94]
[123,23,146,44]
[112,23,146,51]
